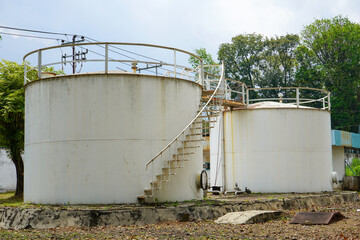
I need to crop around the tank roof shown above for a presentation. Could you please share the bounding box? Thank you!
[248,101,314,109]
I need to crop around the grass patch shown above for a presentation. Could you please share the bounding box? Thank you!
[0,191,15,200]
[0,192,25,207]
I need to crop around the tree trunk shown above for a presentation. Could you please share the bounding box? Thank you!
[10,144,24,198]
[13,154,24,198]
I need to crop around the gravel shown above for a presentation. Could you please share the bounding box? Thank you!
[1,199,359,239]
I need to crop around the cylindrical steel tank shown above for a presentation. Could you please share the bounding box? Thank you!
[222,102,333,192]
[24,73,202,204]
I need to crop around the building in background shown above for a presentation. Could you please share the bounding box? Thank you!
[0,148,16,193]
[332,130,360,185]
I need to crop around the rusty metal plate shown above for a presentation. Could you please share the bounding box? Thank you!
[290,212,345,225]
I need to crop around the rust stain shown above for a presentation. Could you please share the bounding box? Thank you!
[231,112,235,188]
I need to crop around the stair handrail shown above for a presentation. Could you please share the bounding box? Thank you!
[145,62,225,169]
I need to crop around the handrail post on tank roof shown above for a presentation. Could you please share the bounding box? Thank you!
[199,62,204,87]
[37,50,42,79]
[296,87,300,108]
[242,83,245,105]
[173,49,176,78]
[24,62,27,85]
[246,88,249,108]
[105,43,109,74]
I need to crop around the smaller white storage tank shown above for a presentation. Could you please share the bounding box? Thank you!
[212,101,333,193]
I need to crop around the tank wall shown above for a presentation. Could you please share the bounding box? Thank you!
[332,146,345,180]
[223,108,333,193]
[24,74,202,204]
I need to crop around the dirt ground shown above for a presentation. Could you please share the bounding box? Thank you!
[1,194,360,239]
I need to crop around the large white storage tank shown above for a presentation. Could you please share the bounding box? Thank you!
[24,43,205,204]
[211,92,333,193]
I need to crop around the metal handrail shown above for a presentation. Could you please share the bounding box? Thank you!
[245,87,331,110]
[23,42,203,85]
[145,62,225,169]
[246,86,330,94]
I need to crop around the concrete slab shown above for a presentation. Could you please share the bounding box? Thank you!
[215,210,286,224]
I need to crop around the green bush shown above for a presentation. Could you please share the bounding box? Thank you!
[345,158,360,176]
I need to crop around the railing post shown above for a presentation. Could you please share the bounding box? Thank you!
[220,62,225,92]
[246,88,249,108]
[242,84,245,104]
[328,92,331,110]
[199,62,204,86]
[225,81,228,100]
[37,50,42,79]
[296,88,299,108]
[23,62,27,85]
[206,74,210,90]
[105,43,109,74]
[173,49,176,78]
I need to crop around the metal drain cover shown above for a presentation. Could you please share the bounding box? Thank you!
[290,212,345,225]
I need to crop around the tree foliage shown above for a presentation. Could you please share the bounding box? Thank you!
[300,16,360,132]
[0,60,60,197]
[191,16,359,131]
[218,33,300,99]
[189,48,219,76]
[218,33,265,88]
[345,158,360,176]
[0,60,27,197]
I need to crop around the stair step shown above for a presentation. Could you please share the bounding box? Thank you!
[180,145,201,149]
[156,174,170,181]
[190,127,214,130]
[185,139,202,142]
[162,166,176,170]
[151,181,162,188]
[174,152,195,155]
[170,158,190,162]
[189,133,203,136]
[162,167,176,175]
[144,189,153,195]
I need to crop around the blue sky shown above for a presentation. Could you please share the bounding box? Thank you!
[0,0,359,65]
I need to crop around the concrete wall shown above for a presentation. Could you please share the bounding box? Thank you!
[221,108,333,193]
[332,146,345,180]
[0,149,16,192]
[24,73,203,204]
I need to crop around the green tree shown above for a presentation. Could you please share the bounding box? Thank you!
[260,34,300,98]
[189,48,219,76]
[300,16,360,131]
[345,158,360,176]
[218,33,265,88]
[0,60,60,198]
[218,33,300,99]
[0,60,27,197]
